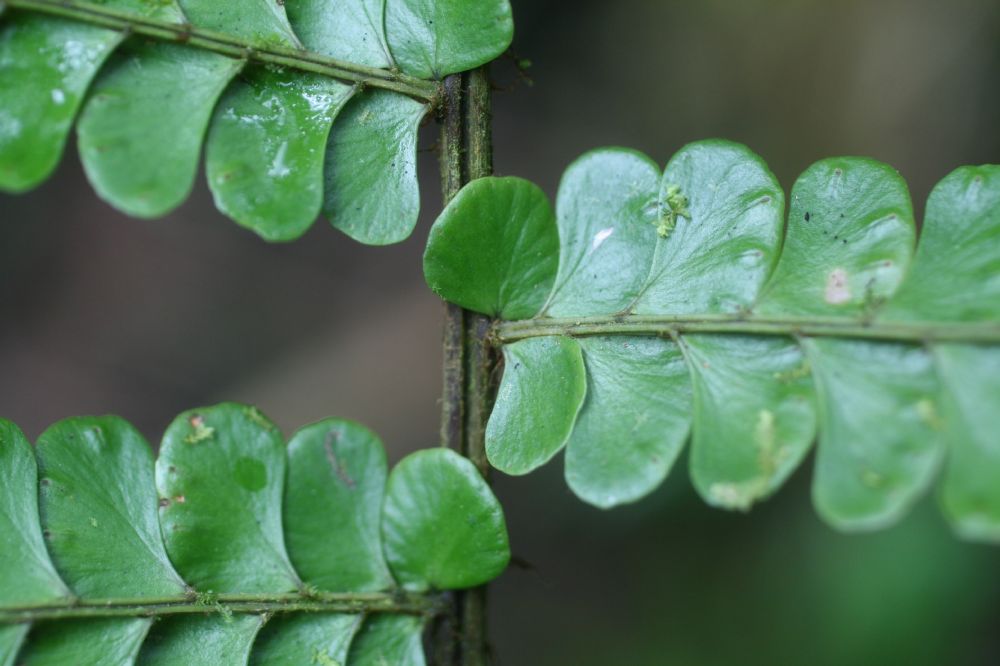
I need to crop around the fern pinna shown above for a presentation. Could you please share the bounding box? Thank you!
[423,140,1000,543]
[0,403,509,664]
[0,0,513,243]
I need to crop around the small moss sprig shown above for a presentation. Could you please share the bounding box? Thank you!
[654,184,691,238]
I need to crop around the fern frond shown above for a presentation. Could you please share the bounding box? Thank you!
[0,403,509,664]
[0,0,514,243]
[422,140,1000,543]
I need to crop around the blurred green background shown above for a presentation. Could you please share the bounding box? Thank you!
[2,0,999,664]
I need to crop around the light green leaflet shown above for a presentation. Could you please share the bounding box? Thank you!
[423,140,1000,543]
[0,0,514,243]
[0,404,510,662]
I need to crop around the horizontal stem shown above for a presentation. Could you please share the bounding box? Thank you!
[496,314,1000,345]
[4,0,439,102]
[0,591,443,623]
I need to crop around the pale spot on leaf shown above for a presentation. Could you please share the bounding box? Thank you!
[825,268,851,304]
[591,226,614,250]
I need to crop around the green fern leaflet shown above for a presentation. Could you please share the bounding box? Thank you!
[423,139,1000,543]
[0,0,514,243]
[0,403,509,664]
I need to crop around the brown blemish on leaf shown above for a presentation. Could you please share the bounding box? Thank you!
[323,431,356,489]
[184,414,215,444]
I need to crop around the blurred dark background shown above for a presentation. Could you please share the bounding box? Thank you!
[2,0,999,663]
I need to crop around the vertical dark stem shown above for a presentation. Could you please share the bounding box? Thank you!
[434,67,496,666]
[439,73,466,456]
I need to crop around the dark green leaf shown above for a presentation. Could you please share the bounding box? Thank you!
[177,0,300,47]
[137,615,264,665]
[486,336,586,475]
[322,89,427,245]
[0,419,69,606]
[382,449,510,591]
[286,0,393,68]
[77,43,242,217]
[347,615,425,666]
[205,68,354,241]
[18,618,151,666]
[0,15,120,192]
[250,614,360,666]
[284,419,393,592]
[35,417,187,599]
[385,0,514,78]
[0,406,513,660]
[285,0,427,245]
[94,0,184,21]
[424,176,559,319]
[156,404,301,594]
[564,336,690,508]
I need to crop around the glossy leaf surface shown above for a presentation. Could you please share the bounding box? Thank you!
[935,344,1000,541]
[19,618,151,666]
[565,336,692,508]
[0,0,515,243]
[0,420,68,606]
[286,0,393,68]
[486,336,586,475]
[756,158,914,316]
[284,419,393,593]
[250,614,361,666]
[347,615,425,666]
[206,68,354,241]
[385,0,514,78]
[424,141,1000,541]
[158,405,299,594]
[383,449,510,591]
[36,417,187,599]
[805,339,944,530]
[682,334,816,511]
[322,90,426,245]
[0,15,120,192]
[424,176,560,319]
[0,406,510,661]
[0,624,28,666]
[177,0,300,47]
[77,43,242,217]
[138,615,264,666]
